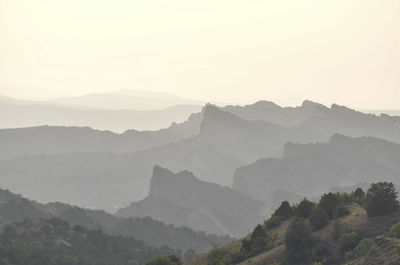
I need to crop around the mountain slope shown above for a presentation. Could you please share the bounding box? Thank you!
[117,166,265,237]
[233,134,400,201]
[0,187,232,253]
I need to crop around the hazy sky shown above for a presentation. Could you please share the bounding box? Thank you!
[0,0,399,108]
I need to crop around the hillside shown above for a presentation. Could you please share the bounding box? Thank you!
[117,166,264,237]
[0,218,180,265]
[186,183,400,265]
[0,187,232,253]
[234,134,400,201]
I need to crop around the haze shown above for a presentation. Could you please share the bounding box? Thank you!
[1,0,399,108]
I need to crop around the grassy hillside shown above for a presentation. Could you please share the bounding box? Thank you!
[187,183,400,265]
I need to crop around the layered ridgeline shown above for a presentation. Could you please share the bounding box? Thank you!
[0,90,204,132]
[1,101,400,211]
[234,134,400,202]
[0,188,231,253]
[117,166,265,238]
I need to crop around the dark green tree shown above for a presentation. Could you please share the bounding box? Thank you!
[273,201,292,220]
[284,218,313,263]
[294,198,315,219]
[353,188,365,201]
[319,192,340,219]
[365,182,399,217]
[309,207,329,231]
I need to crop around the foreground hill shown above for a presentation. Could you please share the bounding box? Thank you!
[234,134,400,201]
[187,184,400,265]
[0,188,231,253]
[117,166,264,237]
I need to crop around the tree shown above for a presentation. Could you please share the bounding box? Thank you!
[145,256,181,265]
[285,218,313,263]
[2,224,18,242]
[294,198,315,219]
[273,201,292,220]
[309,207,329,231]
[353,188,365,201]
[365,182,399,217]
[319,193,340,219]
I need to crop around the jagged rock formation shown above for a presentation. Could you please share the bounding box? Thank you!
[233,134,400,201]
[117,166,265,237]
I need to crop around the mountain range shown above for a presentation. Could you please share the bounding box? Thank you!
[1,101,400,212]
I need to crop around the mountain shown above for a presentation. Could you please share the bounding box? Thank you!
[233,134,400,201]
[0,187,231,253]
[0,101,202,133]
[117,166,265,237]
[0,124,196,160]
[50,90,204,111]
[225,100,400,144]
[199,104,326,164]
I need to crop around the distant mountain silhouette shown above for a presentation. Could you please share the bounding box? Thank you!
[233,134,400,201]
[117,166,264,237]
[0,102,201,132]
[50,90,204,110]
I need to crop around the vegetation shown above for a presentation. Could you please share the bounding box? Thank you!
[145,255,182,265]
[365,182,399,217]
[0,218,181,265]
[389,221,400,239]
[284,218,314,263]
[294,198,315,219]
[309,206,329,231]
[188,182,400,265]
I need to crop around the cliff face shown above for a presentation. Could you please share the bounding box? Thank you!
[117,166,265,237]
[233,135,400,201]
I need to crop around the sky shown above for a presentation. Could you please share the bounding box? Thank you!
[0,0,399,108]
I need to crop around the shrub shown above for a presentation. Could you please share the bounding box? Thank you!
[365,182,399,217]
[294,198,315,219]
[334,204,350,218]
[338,232,360,253]
[389,222,400,239]
[331,220,349,241]
[309,207,329,231]
[344,238,375,262]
